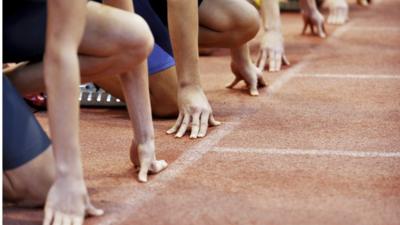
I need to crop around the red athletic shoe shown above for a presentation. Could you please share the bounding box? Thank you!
[24,93,47,112]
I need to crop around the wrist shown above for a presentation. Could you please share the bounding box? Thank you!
[178,75,201,88]
[135,135,155,146]
[56,161,84,179]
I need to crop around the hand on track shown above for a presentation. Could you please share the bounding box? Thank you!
[257,30,290,72]
[227,60,267,96]
[327,0,349,25]
[302,10,327,38]
[130,141,168,182]
[43,177,103,225]
[167,85,221,138]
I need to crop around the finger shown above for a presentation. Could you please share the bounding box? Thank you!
[322,22,327,34]
[166,113,183,134]
[198,112,210,138]
[85,199,104,217]
[138,158,151,182]
[282,54,290,66]
[344,8,349,22]
[250,87,259,96]
[317,21,326,38]
[340,9,346,23]
[258,76,267,88]
[175,114,190,138]
[209,114,221,126]
[190,112,201,139]
[226,77,241,89]
[310,22,315,35]
[332,8,338,24]
[269,52,277,72]
[257,50,267,71]
[276,52,282,71]
[52,212,63,225]
[61,216,72,225]
[339,9,346,24]
[150,160,168,173]
[302,18,309,34]
[256,49,263,65]
[268,50,275,72]
[72,217,83,225]
[332,13,339,24]
[328,14,334,24]
[43,207,54,225]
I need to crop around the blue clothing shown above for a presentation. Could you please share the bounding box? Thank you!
[3,76,51,170]
[134,0,174,56]
[148,44,175,74]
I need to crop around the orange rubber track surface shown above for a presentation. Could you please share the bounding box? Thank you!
[4,0,400,224]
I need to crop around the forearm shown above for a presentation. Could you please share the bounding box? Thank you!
[119,63,155,144]
[45,0,86,178]
[44,51,82,178]
[231,44,251,64]
[260,0,282,31]
[167,0,201,87]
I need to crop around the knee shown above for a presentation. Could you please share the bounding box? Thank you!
[124,15,154,64]
[111,14,154,71]
[231,3,260,44]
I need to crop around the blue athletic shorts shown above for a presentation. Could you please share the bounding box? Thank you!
[3,76,51,170]
[3,0,175,75]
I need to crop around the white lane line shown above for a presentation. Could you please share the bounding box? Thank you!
[267,21,355,96]
[97,122,240,225]
[212,147,400,158]
[351,26,400,32]
[266,58,310,96]
[297,73,400,79]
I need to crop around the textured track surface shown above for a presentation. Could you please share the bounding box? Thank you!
[4,0,400,224]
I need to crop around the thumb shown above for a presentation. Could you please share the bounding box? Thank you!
[85,198,104,217]
[226,77,241,89]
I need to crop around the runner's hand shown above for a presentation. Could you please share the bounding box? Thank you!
[327,0,349,25]
[130,140,168,183]
[302,9,327,38]
[43,177,103,225]
[227,61,267,96]
[167,85,221,138]
[257,30,290,72]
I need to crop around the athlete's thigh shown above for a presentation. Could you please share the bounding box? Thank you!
[4,146,55,206]
[78,1,150,57]
[149,67,179,117]
[199,0,257,31]
[3,76,55,206]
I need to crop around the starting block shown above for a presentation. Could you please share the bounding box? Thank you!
[79,83,126,107]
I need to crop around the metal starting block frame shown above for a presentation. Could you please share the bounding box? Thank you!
[79,84,126,107]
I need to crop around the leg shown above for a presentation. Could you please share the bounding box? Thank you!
[3,76,55,207]
[94,66,178,117]
[6,1,153,95]
[94,0,178,117]
[4,146,55,207]
[198,0,260,48]
[198,0,264,96]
